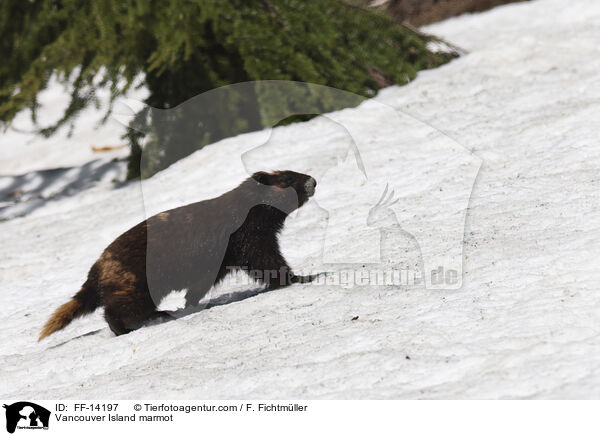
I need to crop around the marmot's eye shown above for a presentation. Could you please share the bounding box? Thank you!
[285,176,295,185]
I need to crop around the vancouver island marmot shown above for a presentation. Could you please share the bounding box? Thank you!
[39,170,318,339]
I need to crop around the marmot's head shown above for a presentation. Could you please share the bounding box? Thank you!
[251,170,317,213]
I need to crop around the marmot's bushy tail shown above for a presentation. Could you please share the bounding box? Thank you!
[39,282,99,341]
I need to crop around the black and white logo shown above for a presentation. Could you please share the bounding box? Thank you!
[3,402,50,434]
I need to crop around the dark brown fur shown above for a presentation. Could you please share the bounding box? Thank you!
[39,170,318,340]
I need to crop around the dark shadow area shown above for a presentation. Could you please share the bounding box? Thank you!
[0,158,129,221]
[175,285,275,315]
[48,328,105,349]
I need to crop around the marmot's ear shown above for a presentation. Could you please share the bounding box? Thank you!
[252,171,271,185]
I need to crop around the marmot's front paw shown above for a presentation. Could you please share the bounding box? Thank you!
[291,272,328,284]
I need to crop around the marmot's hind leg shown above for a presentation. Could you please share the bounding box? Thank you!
[105,310,174,335]
[103,280,158,335]
[104,310,132,336]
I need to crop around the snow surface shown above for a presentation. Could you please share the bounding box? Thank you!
[1,0,600,399]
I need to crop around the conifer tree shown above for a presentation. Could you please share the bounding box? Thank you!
[0,0,456,178]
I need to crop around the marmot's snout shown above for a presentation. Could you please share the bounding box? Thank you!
[304,177,317,197]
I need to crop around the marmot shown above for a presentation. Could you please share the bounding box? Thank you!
[39,170,318,340]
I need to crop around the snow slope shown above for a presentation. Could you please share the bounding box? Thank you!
[1,0,600,399]
[0,74,148,221]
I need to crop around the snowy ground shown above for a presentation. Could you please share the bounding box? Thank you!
[1,0,600,399]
